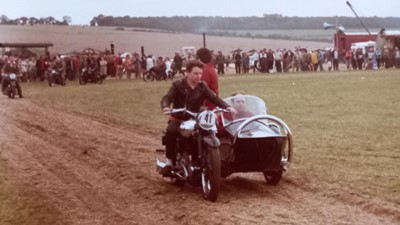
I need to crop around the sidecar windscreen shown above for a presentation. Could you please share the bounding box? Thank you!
[221,95,267,126]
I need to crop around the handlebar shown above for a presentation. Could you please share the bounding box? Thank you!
[163,107,229,117]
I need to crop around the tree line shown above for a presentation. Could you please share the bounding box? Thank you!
[0,15,71,25]
[89,14,400,32]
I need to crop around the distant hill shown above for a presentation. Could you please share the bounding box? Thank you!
[90,14,400,32]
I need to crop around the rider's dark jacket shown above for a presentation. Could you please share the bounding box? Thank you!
[161,78,229,120]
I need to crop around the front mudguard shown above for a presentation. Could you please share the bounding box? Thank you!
[203,133,220,148]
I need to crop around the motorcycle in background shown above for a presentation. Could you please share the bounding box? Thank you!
[80,66,104,85]
[3,73,18,98]
[48,68,66,87]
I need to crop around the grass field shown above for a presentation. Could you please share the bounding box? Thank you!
[20,69,400,206]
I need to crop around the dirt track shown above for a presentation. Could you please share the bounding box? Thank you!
[0,96,399,225]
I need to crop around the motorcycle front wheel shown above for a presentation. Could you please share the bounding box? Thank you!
[201,146,221,202]
[8,87,16,99]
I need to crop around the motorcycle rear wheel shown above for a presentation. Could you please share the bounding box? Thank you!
[143,71,154,82]
[201,146,221,202]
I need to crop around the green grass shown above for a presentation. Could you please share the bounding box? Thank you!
[9,70,400,206]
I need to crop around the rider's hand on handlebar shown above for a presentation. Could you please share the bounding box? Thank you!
[226,106,238,115]
[162,107,171,114]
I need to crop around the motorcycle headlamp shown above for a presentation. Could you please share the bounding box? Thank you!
[9,73,17,79]
[179,119,195,137]
[198,111,217,131]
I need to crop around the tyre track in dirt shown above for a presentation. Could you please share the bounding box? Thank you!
[0,97,398,225]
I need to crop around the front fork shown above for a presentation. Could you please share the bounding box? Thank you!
[198,131,220,168]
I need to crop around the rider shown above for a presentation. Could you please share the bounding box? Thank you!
[154,56,167,80]
[86,54,98,81]
[160,60,237,176]
[53,56,65,75]
[1,59,23,98]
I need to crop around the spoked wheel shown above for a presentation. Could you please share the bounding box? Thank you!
[263,170,283,185]
[201,146,221,202]
[143,71,154,82]
[8,87,16,99]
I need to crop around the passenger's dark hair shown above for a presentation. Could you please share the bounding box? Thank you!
[196,47,212,64]
[185,60,204,72]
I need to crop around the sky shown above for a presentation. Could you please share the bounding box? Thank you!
[1,0,399,25]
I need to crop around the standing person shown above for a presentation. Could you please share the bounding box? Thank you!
[351,49,357,70]
[36,55,45,81]
[374,49,382,69]
[215,50,226,75]
[197,47,219,110]
[356,48,364,70]
[133,53,141,79]
[249,50,259,73]
[274,49,283,73]
[234,51,242,74]
[259,49,268,73]
[241,52,250,74]
[293,49,301,72]
[332,47,339,71]
[123,55,133,79]
[99,56,108,78]
[266,49,275,73]
[114,53,123,79]
[146,55,154,72]
[173,52,183,76]
[165,57,172,78]
[159,60,237,176]
[345,49,353,70]
[72,55,81,81]
[28,56,37,82]
[20,58,28,82]
[311,49,319,71]
[317,49,324,71]
[395,47,400,68]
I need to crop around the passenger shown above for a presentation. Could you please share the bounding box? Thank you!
[225,93,254,121]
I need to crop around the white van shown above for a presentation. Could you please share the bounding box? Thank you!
[351,41,376,54]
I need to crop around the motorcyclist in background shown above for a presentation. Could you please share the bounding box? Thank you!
[86,54,98,81]
[53,56,66,75]
[1,59,23,98]
[154,56,167,80]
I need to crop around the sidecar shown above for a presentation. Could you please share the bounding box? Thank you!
[218,95,293,185]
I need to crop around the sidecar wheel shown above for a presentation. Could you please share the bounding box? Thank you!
[263,170,283,185]
[201,146,221,202]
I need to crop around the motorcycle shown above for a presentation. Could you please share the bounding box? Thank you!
[156,108,228,202]
[80,66,104,85]
[48,68,66,87]
[3,73,18,99]
[143,67,168,82]
[218,95,293,184]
